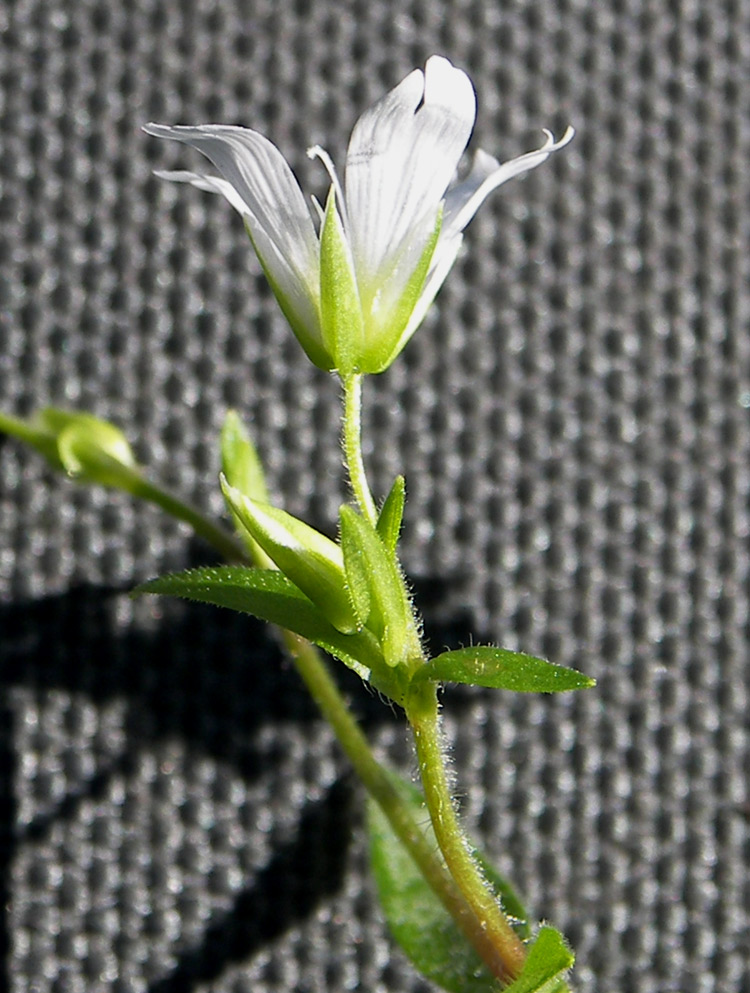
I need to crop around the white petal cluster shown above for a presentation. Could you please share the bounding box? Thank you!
[145,56,573,374]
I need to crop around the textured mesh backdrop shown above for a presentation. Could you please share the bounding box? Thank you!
[1,1,749,991]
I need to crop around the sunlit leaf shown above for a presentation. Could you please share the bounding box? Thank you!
[412,647,595,693]
[221,478,360,634]
[135,566,384,685]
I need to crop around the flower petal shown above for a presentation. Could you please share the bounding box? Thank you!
[442,126,575,239]
[145,124,326,363]
[344,56,476,294]
[392,128,575,362]
[144,123,320,298]
[153,169,251,216]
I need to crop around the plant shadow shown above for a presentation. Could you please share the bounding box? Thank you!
[0,551,480,990]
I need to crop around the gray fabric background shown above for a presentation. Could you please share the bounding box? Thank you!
[1,1,749,990]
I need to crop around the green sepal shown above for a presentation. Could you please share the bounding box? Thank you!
[411,647,596,694]
[376,475,405,553]
[135,565,405,704]
[1,408,141,491]
[362,206,443,374]
[319,187,365,375]
[339,504,411,667]
[220,411,270,562]
[501,927,574,993]
[368,772,530,993]
[244,218,334,372]
[221,476,360,635]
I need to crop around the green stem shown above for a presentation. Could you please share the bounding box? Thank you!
[282,631,512,981]
[132,472,513,980]
[132,477,248,563]
[406,681,527,984]
[3,407,527,984]
[342,373,377,523]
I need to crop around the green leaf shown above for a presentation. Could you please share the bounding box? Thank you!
[412,647,595,694]
[369,773,530,993]
[135,566,387,687]
[221,477,360,635]
[221,411,271,563]
[339,505,410,667]
[376,475,405,553]
[221,411,269,504]
[339,509,372,626]
[502,927,574,993]
[319,187,365,375]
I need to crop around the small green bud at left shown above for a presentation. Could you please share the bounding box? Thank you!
[1,408,140,491]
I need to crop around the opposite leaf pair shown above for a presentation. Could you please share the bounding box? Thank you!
[141,411,594,709]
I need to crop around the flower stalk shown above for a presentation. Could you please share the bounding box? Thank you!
[342,373,378,524]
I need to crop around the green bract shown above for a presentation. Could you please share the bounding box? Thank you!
[339,505,413,668]
[220,476,360,634]
[220,410,269,505]
[376,475,406,553]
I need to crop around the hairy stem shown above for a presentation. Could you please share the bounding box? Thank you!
[406,681,527,983]
[283,632,514,980]
[134,470,513,979]
[342,373,377,523]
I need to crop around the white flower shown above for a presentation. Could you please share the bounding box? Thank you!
[145,56,573,375]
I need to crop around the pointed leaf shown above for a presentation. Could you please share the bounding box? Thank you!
[339,509,372,626]
[502,927,574,993]
[340,505,410,666]
[369,773,529,993]
[221,410,269,503]
[412,647,595,693]
[319,187,365,375]
[221,411,271,563]
[135,566,387,685]
[221,477,360,634]
[376,475,405,552]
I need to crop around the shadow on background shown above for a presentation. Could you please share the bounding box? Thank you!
[0,559,478,990]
